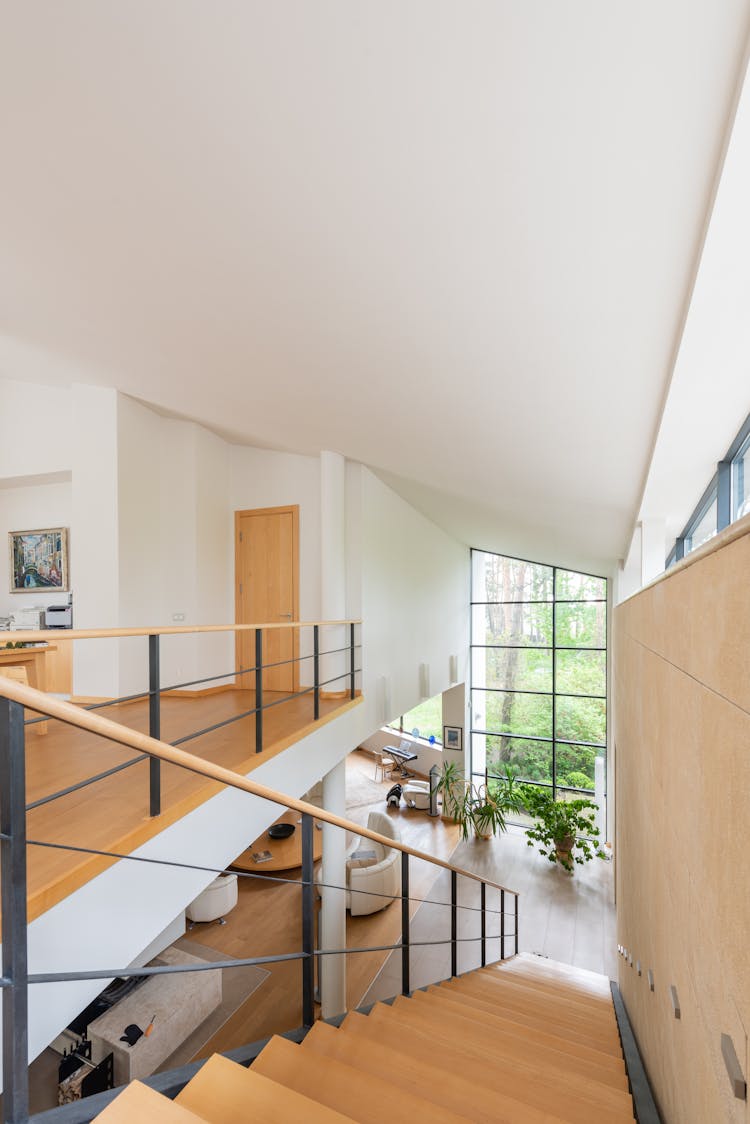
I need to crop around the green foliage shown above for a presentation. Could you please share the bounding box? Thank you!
[564,771,593,791]
[436,762,524,842]
[520,785,606,873]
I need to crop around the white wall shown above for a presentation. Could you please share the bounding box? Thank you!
[0,476,72,619]
[0,378,72,479]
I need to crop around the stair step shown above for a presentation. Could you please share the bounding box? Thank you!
[92,1081,206,1122]
[443,975,621,1044]
[510,953,614,992]
[252,1032,470,1123]
[377,998,634,1122]
[423,985,626,1073]
[438,979,622,1056]
[303,1017,570,1124]
[477,967,616,1018]
[337,1008,633,1124]
[409,990,628,1091]
[490,959,613,1003]
[175,1053,355,1122]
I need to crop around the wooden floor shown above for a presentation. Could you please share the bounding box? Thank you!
[18,688,361,921]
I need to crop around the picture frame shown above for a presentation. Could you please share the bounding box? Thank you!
[9,527,69,593]
[443,724,462,751]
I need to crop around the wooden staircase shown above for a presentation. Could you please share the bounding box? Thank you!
[93,953,635,1123]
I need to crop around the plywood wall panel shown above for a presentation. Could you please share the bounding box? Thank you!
[615,526,750,1124]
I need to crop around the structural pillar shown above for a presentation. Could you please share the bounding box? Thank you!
[320,451,347,695]
[320,758,347,1018]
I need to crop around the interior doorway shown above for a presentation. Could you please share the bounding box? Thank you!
[234,506,299,693]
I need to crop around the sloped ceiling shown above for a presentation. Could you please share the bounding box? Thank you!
[1,2,748,574]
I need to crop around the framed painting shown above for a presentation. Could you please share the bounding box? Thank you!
[9,528,69,592]
[443,724,462,751]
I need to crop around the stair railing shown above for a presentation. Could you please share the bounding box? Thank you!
[0,676,519,1124]
[8,619,362,819]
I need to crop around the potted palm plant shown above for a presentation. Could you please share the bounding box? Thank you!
[437,763,523,841]
[520,784,606,873]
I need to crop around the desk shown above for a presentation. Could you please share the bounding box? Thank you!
[0,644,54,734]
[384,744,418,778]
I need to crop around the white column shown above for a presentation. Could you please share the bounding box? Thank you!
[320,758,347,1018]
[71,384,120,697]
[320,451,347,694]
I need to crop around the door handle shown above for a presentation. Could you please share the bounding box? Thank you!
[280,613,293,619]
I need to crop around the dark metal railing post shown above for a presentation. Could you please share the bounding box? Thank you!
[255,628,263,754]
[514,892,519,955]
[148,634,161,816]
[451,870,458,978]
[0,697,29,1124]
[313,625,320,721]
[501,888,506,960]
[301,813,315,1027]
[349,623,355,699]
[480,882,486,967]
[401,853,410,995]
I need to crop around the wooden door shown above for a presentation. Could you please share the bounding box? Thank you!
[234,506,299,693]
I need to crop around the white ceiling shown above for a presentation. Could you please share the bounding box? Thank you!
[1,2,749,574]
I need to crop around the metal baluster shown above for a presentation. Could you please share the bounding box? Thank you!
[349,623,355,699]
[451,871,458,978]
[313,625,320,721]
[501,888,506,960]
[401,853,410,995]
[480,882,486,967]
[255,628,263,754]
[0,698,29,1124]
[514,893,519,955]
[148,634,161,816]
[301,813,315,1027]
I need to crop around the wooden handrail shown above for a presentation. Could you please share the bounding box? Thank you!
[3,619,362,644]
[0,677,518,897]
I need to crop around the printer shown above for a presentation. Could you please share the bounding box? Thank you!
[45,604,73,629]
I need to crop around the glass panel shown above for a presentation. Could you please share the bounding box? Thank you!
[555,696,606,745]
[733,437,750,520]
[478,689,553,740]
[555,602,606,648]
[473,646,552,693]
[554,742,599,791]
[484,735,553,786]
[555,570,606,601]
[686,495,717,552]
[401,694,443,742]
[472,602,552,647]
[473,551,553,602]
[556,650,606,696]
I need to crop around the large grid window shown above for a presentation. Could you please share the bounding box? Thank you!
[470,550,607,809]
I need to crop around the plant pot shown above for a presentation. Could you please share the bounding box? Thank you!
[555,834,574,864]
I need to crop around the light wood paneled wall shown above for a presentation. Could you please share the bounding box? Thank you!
[615,522,750,1124]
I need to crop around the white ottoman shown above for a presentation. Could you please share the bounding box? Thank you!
[186,873,238,925]
[403,780,431,810]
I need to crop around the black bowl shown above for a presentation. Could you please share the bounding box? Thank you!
[268,822,295,840]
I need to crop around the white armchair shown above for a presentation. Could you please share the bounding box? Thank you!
[345,811,401,916]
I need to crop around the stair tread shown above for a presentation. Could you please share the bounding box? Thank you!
[445,976,621,1039]
[411,990,628,1090]
[424,985,626,1072]
[93,1081,207,1122]
[476,969,617,1017]
[338,1009,633,1124]
[492,961,613,1002]
[176,1053,356,1122]
[381,998,633,1116]
[253,1032,471,1123]
[512,953,613,988]
[303,1018,572,1124]
[439,979,622,1055]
